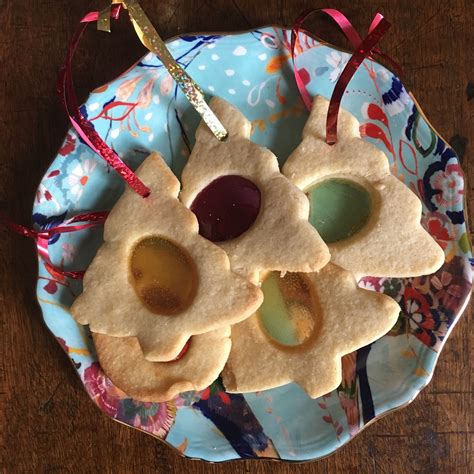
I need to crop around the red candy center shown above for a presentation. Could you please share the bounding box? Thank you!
[190,175,261,242]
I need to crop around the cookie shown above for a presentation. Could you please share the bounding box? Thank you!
[92,326,231,402]
[222,264,400,398]
[283,96,445,279]
[71,153,263,362]
[180,96,330,283]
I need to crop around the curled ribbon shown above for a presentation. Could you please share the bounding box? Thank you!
[1,211,109,279]
[58,4,151,197]
[59,0,228,198]
[291,9,400,145]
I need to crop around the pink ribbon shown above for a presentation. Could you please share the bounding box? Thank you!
[57,4,151,197]
[291,9,400,145]
[1,211,109,279]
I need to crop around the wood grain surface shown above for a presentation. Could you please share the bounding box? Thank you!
[0,0,472,472]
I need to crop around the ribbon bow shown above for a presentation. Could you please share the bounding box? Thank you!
[291,9,401,145]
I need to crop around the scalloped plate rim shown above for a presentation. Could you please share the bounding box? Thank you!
[33,25,472,463]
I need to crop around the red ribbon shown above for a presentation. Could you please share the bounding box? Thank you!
[3,6,146,280]
[291,9,401,145]
[57,4,151,197]
[1,211,109,279]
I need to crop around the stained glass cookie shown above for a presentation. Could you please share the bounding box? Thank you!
[92,327,230,402]
[221,264,399,398]
[71,153,263,362]
[283,95,445,279]
[180,97,330,282]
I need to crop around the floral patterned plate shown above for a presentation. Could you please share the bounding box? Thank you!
[33,27,472,462]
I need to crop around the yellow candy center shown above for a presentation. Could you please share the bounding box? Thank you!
[130,236,198,315]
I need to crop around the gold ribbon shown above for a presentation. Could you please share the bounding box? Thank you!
[97,4,112,32]
[105,0,228,141]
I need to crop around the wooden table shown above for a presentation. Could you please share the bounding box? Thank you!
[1,1,472,472]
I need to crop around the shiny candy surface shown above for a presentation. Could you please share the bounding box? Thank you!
[130,236,198,315]
[258,271,320,347]
[306,178,372,243]
[190,175,261,242]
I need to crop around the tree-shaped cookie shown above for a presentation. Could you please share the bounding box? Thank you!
[71,153,263,362]
[222,264,399,398]
[93,326,231,402]
[283,96,444,279]
[180,97,330,282]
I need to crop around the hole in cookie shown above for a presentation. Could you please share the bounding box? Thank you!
[258,272,320,347]
[130,236,198,315]
[190,175,261,242]
[306,178,372,243]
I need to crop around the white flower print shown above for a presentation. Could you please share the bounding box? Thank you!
[326,51,350,83]
[67,158,97,201]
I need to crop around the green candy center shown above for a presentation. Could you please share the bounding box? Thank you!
[306,178,372,243]
[258,272,319,347]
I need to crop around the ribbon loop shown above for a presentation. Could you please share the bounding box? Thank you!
[325,17,391,145]
[60,0,230,197]
[58,6,151,198]
[291,9,399,145]
[1,211,108,280]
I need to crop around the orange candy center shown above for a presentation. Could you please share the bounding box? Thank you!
[130,236,198,315]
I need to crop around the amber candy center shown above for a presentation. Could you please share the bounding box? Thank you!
[130,236,198,315]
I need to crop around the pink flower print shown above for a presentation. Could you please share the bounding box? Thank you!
[61,243,75,263]
[403,286,439,347]
[117,398,176,437]
[339,393,360,436]
[83,363,126,418]
[358,276,384,293]
[137,78,155,109]
[431,271,463,312]
[431,163,464,208]
[116,76,142,101]
[160,73,173,96]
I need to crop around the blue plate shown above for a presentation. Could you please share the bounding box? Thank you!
[33,27,472,462]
